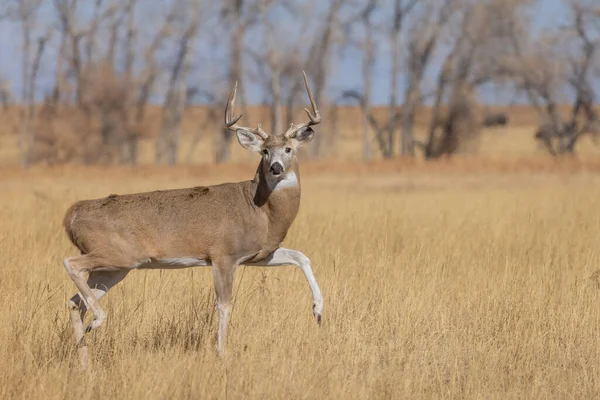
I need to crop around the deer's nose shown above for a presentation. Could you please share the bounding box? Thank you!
[270,162,284,176]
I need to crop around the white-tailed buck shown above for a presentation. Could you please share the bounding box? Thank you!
[63,72,324,367]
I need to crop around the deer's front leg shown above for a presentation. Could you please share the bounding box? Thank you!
[212,259,237,356]
[246,248,324,324]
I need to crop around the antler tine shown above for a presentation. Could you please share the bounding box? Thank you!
[255,124,268,139]
[225,81,243,129]
[285,71,322,138]
[302,70,321,125]
[224,81,268,140]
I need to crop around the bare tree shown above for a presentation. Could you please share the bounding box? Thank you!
[53,0,86,109]
[0,3,13,111]
[0,80,12,110]
[359,0,376,161]
[126,4,178,164]
[184,89,219,163]
[345,0,419,159]
[250,0,313,138]
[261,0,284,135]
[156,0,202,165]
[214,0,260,163]
[7,0,596,167]
[384,0,419,157]
[26,29,53,159]
[415,0,524,159]
[303,0,345,158]
[118,0,138,164]
[35,0,182,165]
[499,0,599,156]
[339,0,386,159]
[400,0,455,157]
[13,0,46,167]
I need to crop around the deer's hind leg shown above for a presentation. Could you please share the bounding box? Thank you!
[67,268,130,369]
[64,255,131,332]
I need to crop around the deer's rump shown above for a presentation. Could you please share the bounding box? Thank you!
[63,183,267,267]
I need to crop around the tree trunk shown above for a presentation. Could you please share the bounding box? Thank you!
[265,13,283,136]
[217,14,245,163]
[285,80,299,131]
[400,79,420,157]
[53,31,67,105]
[157,32,194,165]
[362,18,374,161]
[26,36,49,164]
[424,62,451,159]
[18,12,32,167]
[270,67,283,134]
[165,81,186,165]
[387,0,402,158]
[327,103,338,158]
[216,127,232,164]
[308,0,342,159]
[121,0,138,165]
[85,0,103,65]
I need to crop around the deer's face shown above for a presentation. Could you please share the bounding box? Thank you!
[260,131,313,179]
[224,72,321,187]
[235,128,315,182]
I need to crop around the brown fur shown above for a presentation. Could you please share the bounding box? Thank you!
[63,158,301,269]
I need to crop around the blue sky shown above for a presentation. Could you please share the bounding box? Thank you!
[0,0,589,106]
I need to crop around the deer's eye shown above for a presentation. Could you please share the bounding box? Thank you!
[285,147,292,154]
[262,149,269,156]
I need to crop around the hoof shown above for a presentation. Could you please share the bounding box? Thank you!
[85,314,105,333]
[313,303,323,326]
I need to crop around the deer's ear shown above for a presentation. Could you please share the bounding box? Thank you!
[292,127,314,147]
[236,129,264,152]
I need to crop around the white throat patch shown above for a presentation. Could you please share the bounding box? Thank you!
[274,171,298,190]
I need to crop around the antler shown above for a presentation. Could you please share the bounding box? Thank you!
[284,71,322,138]
[224,82,268,140]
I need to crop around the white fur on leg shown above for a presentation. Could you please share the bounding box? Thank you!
[64,258,106,332]
[66,269,130,369]
[217,303,231,356]
[246,248,324,319]
[68,297,88,370]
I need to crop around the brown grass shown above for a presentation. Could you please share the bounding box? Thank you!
[1,163,600,398]
[2,102,600,398]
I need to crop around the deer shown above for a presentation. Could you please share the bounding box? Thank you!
[63,72,324,368]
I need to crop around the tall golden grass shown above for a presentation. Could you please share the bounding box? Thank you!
[1,163,600,398]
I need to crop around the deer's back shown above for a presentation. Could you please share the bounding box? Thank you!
[63,182,267,264]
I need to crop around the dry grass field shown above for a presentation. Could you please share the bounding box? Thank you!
[2,161,600,399]
[2,104,600,398]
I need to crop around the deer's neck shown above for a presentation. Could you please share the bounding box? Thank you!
[253,158,301,208]
[252,158,301,251]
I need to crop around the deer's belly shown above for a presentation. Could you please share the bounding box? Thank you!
[135,257,211,269]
